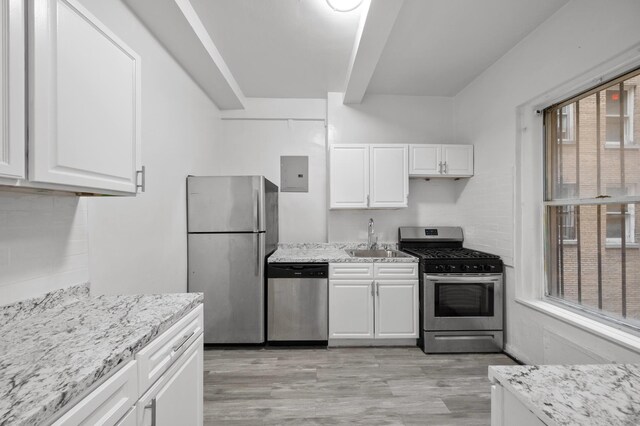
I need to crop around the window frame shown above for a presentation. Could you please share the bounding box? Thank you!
[543,66,640,330]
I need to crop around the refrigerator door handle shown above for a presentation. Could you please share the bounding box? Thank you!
[255,234,262,276]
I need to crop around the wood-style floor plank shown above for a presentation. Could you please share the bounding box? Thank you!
[203,347,516,425]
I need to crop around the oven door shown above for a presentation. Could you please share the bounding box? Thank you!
[424,274,503,331]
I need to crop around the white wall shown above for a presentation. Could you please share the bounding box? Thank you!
[327,92,458,242]
[454,0,640,363]
[0,0,223,303]
[0,194,89,305]
[215,98,327,243]
[80,0,221,295]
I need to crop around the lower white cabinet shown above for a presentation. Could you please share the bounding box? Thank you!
[52,305,204,426]
[138,335,204,426]
[52,360,138,426]
[491,383,545,426]
[375,280,419,339]
[329,263,418,341]
[329,280,375,339]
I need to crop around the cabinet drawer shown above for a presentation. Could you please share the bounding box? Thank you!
[136,305,203,395]
[53,360,137,426]
[374,263,418,279]
[330,263,374,279]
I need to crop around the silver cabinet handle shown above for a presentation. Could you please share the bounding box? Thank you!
[371,281,374,296]
[444,162,448,174]
[144,398,156,426]
[366,194,370,207]
[438,162,443,174]
[376,282,379,296]
[136,166,146,192]
[172,331,195,353]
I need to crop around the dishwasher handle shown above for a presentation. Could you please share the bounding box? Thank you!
[267,263,328,279]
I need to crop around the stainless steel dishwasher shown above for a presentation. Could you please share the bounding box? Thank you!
[267,263,328,343]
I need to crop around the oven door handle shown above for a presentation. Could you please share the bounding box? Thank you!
[425,275,502,283]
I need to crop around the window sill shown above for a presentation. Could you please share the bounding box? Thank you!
[605,242,639,249]
[516,298,640,354]
[604,142,639,149]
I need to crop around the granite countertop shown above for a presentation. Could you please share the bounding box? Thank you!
[268,243,419,263]
[0,284,203,426]
[489,364,640,426]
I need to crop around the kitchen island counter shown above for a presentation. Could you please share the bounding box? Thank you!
[489,363,640,426]
[0,284,203,426]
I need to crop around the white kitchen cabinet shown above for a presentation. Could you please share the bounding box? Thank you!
[330,263,418,341]
[409,144,473,178]
[0,0,25,179]
[442,145,474,177]
[375,280,419,339]
[369,144,408,208]
[29,0,142,194]
[138,335,204,426]
[329,280,375,339]
[50,305,204,426]
[409,145,440,176]
[330,144,408,209]
[52,360,138,426]
[491,383,545,426]
[329,144,369,209]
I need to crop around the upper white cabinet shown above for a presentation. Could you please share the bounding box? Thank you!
[329,144,369,209]
[330,144,408,209]
[0,0,25,180]
[369,145,408,208]
[409,144,473,178]
[27,0,142,194]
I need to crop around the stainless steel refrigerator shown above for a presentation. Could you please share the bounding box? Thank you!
[187,176,278,344]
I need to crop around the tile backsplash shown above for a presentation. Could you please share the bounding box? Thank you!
[0,192,89,305]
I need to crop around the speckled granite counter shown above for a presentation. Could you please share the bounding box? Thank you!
[489,364,640,426]
[268,243,419,263]
[0,284,203,426]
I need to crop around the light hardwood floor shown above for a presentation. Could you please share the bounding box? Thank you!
[203,347,517,425]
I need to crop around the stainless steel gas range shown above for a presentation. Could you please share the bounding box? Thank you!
[398,227,504,353]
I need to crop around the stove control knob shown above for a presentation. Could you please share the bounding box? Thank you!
[435,265,444,272]
[483,265,492,272]
[460,265,470,272]
[444,265,452,272]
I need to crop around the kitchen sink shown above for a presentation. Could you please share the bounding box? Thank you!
[346,249,412,258]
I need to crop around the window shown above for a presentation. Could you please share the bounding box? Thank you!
[605,186,636,245]
[544,67,640,327]
[605,86,635,146]
[559,103,575,143]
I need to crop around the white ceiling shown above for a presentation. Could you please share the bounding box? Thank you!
[187,0,569,99]
[367,0,569,96]
[190,0,362,99]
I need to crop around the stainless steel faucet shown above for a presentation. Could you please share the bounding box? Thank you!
[368,218,377,250]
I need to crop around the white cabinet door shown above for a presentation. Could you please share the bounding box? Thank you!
[139,335,204,426]
[375,280,418,339]
[369,144,408,208]
[329,280,374,339]
[442,145,473,177]
[155,337,203,426]
[409,144,441,176]
[29,0,141,194]
[0,0,25,179]
[329,144,369,209]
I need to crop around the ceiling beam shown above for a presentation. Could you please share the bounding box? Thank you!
[343,0,404,104]
[124,0,245,110]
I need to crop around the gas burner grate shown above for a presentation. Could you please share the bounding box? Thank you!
[404,248,500,260]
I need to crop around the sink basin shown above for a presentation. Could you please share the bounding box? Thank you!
[346,249,411,258]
